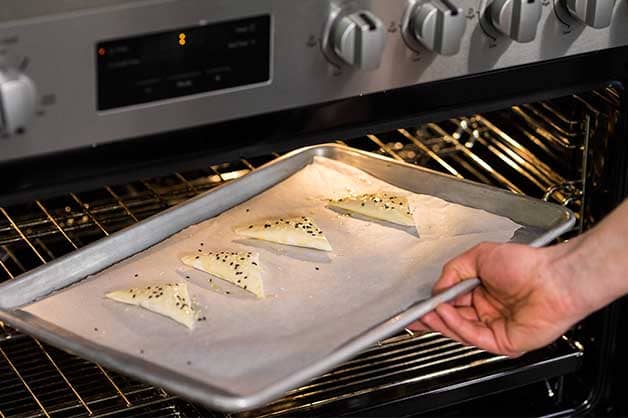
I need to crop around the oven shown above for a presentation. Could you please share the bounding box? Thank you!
[1,0,628,416]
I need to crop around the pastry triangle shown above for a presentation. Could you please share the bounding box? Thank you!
[105,282,199,329]
[235,217,332,251]
[181,251,264,298]
[328,192,415,227]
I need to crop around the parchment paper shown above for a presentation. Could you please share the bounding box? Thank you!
[23,157,521,396]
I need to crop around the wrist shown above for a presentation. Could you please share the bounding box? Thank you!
[541,242,593,323]
[548,233,625,320]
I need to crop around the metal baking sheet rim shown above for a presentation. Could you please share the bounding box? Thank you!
[0,144,576,412]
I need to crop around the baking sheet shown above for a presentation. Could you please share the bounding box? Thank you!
[22,156,521,397]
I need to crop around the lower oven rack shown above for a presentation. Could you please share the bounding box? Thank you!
[0,88,614,417]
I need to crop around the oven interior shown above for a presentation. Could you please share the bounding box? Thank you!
[0,84,624,417]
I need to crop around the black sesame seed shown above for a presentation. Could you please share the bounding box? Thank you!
[94,327,98,331]
[248,225,253,229]
[148,295,152,299]
[185,275,190,279]
[246,208,250,212]
[243,285,247,290]
[315,266,320,270]
[226,291,231,295]
[195,255,200,259]
[198,249,202,252]
[252,262,258,266]
[200,242,204,246]
[134,273,139,277]
[132,295,136,298]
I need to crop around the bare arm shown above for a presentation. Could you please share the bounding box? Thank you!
[410,199,628,357]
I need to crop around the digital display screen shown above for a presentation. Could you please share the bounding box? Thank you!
[96,15,271,110]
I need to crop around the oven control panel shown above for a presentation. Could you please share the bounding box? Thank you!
[0,0,627,162]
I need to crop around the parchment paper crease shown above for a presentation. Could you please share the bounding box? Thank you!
[24,157,521,395]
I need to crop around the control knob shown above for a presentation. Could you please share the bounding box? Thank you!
[489,0,543,42]
[409,0,466,55]
[564,0,616,28]
[329,10,387,70]
[0,67,37,136]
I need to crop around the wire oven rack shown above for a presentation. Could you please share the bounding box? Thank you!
[0,89,611,417]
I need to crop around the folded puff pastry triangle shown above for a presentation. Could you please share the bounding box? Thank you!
[105,282,199,329]
[235,216,332,251]
[181,251,264,298]
[328,192,415,227]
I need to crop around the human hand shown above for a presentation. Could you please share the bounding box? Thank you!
[409,242,584,357]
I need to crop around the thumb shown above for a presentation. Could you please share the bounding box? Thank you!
[433,242,500,294]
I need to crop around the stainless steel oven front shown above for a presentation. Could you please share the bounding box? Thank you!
[0,0,626,163]
[2,1,628,417]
